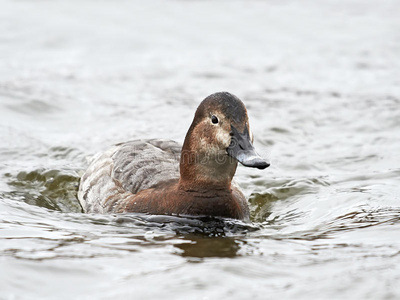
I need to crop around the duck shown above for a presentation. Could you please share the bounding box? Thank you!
[78,92,269,221]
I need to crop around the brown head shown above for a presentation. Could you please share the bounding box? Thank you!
[179,92,269,190]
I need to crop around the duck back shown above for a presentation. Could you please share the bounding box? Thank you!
[78,139,181,213]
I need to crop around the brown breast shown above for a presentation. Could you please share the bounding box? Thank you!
[120,181,250,221]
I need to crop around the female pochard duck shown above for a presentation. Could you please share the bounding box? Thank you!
[78,92,269,221]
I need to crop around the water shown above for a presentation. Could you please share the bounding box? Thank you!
[1,0,400,299]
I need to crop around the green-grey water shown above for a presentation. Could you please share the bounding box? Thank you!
[1,1,400,299]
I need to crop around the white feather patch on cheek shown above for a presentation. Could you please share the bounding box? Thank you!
[198,137,219,155]
[216,127,231,148]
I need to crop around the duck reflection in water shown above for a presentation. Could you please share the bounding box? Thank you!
[175,235,241,259]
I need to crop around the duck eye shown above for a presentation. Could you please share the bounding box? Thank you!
[211,115,219,124]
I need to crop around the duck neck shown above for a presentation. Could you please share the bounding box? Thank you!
[179,126,237,192]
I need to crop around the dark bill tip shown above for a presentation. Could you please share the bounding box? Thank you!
[235,150,270,169]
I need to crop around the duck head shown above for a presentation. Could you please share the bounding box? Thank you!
[179,92,269,189]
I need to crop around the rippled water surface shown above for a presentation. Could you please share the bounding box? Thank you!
[1,0,400,299]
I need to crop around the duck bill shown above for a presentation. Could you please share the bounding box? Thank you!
[227,125,270,170]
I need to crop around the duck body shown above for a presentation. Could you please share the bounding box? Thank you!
[78,92,269,221]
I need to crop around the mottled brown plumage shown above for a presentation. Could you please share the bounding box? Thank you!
[78,92,269,221]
